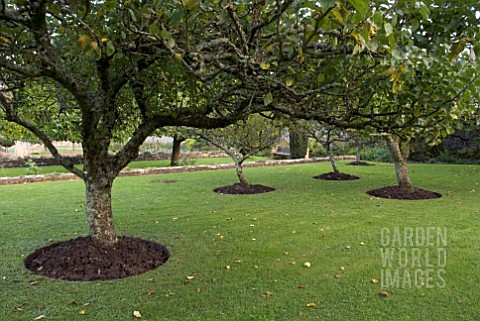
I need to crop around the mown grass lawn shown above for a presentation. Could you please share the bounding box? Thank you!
[0,161,479,321]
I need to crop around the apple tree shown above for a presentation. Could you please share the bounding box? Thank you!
[190,114,283,185]
[0,0,295,246]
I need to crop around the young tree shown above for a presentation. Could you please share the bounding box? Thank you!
[0,135,14,152]
[298,120,359,179]
[349,131,373,165]
[309,124,345,174]
[191,114,283,186]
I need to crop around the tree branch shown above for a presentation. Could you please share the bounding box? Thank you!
[248,0,294,44]
[225,2,249,55]
[111,118,162,176]
[0,93,85,179]
[303,7,335,49]
[0,60,42,78]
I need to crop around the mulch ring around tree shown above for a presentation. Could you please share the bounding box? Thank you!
[347,161,375,166]
[213,183,275,194]
[24,236,170,281]
[313,172,360,181]
[367,186,442,200]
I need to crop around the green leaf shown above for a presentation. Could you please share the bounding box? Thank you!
[106,41,115,57]
[416,3,430,20]
[352,44,362,55]
[149,21,161,37]
[260,62,270,70]
[332,8,344,24]
[384,23,393,37]
[372,11,382,26]
[318,0,337,9]
[160,27,170,40]
[264,92,273,106]
[317,73,325,83]
[448,39,466,62]
[392,47,405,60]
[366,38,378,51]
[128,9,137,22]
[98,0,118,15]
[348,0,369,18]
[171,9,184,27]
[167,38,175,49]
[285,78,294,87]
[379,67,395,78]
[181,0,199,9]
[413,108,420,118]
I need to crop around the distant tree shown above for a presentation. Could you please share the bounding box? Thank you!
[192,115,283,185]
[0,135,14,151]
[170,134,187,167]
[371,57,478,190]
[153,127,194,166]
[289,126,309,159]
[308,124,347,173]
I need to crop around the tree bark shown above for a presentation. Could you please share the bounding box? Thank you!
[85,177,118,246]
[356,139,362,162]
[327,142,339,173]
[386,135,413,190]
[170,135,186,166]
[235,160,249,185]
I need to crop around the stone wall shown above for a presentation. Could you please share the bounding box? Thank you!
[0,151,227,169]
[0,156,355,185]
[0,155,84,168]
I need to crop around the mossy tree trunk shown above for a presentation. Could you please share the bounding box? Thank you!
[85,176,117,245]
[234,159,249,185]
[327,142,339,173]
[170,135,186,166]
[356,139,362,163]
[386,135,413,190]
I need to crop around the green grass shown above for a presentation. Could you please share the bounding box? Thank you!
[0,156,269,177]
[0,162,479,320]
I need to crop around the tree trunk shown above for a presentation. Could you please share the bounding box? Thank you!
[170,135,186,166]
[327,142,339,173]
[85,177,118,246]
[386,136,413,190]
[235,160,249,185]
[289,128,309,159]
[356,139,362,162]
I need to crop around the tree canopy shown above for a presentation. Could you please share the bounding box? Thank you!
[191,114,283,185]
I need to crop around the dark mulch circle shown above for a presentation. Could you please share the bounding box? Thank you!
[213,183,275,194]
[367,186,442,200]
[24,236,170,281]
[347,161,375,166]
[313,172,360,181]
